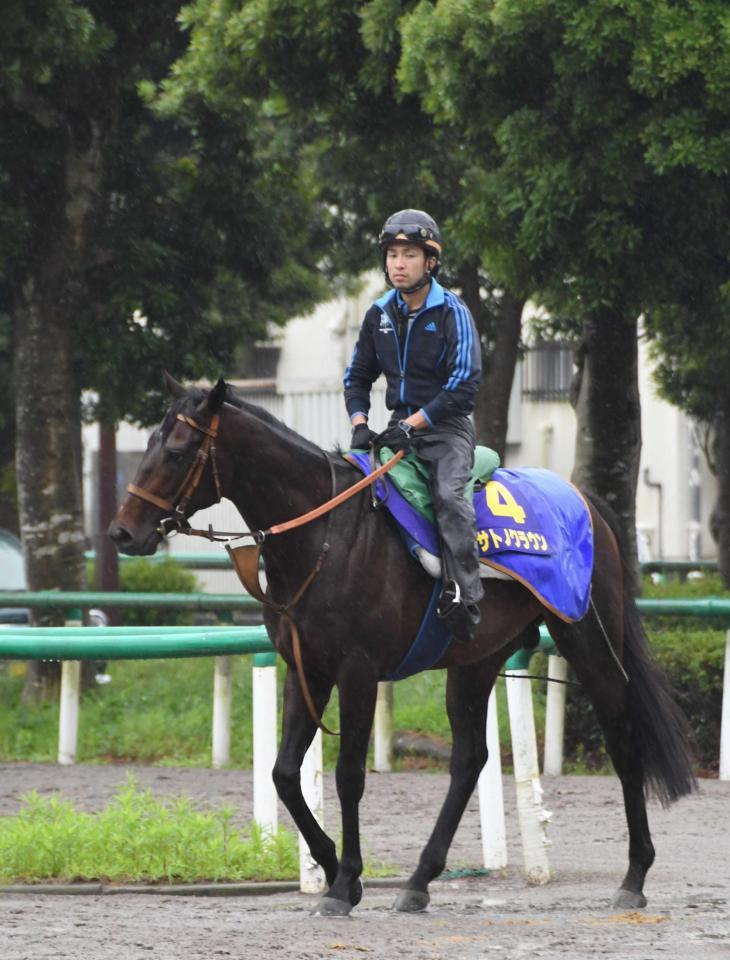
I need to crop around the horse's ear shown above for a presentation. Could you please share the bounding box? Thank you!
[163,371,187,398]
[206,377,227,414]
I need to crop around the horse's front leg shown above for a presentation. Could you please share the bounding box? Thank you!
[314,655,379,917]
[272,666,339,888]
[395,660,499,912]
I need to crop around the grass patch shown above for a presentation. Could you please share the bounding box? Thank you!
[1,571,722,772]
[0,657,545,769]
[0,776,298,884]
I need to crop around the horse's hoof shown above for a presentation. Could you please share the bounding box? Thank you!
[312,895,353,917]
[349,878,364,907]
[612,887,647,910]
[393,888,430,913]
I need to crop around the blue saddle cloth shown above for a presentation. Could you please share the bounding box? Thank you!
[346,454,594,624]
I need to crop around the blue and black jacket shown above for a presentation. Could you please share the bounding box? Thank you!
[344,280,482,426]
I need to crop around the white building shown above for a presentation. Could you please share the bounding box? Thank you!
[84,272,717,588]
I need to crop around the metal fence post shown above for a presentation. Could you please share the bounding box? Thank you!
[212,655,233,768]
[299,730,326,894]
[373,681,393,772]
[252,651,278,833]
[58,607,83,765]
[505,666,552,884]
[720,630,730,781]
[478,687,507,869]
[543,655,567,776]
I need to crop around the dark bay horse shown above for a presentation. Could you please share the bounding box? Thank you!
[109,377,695,915]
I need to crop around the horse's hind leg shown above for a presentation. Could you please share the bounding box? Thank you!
[272,666,339,888]
[395,659,499,913]
[547,613,655,909]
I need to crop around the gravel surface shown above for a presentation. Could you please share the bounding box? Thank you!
[0,763,727,959]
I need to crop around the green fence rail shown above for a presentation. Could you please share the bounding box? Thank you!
[0,591,260,610]
[85,551,235,570]
[0,626,272,661]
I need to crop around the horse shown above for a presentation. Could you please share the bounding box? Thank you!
[109,375,695,916]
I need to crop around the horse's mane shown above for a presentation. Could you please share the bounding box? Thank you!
[161,384,327,460]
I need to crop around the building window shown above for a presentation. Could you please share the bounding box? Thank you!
[521,341,575,402]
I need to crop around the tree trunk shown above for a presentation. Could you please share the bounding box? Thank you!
[12,116,104,700]
[458,266,525,458]
[95,418,119,622]
[709,402,730,586]
[15,274,86,702]
[570,311,642,593]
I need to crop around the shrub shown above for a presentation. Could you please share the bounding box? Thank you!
[87,557,200,626]
[119,557,199,626]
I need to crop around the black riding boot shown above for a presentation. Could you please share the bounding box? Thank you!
[437,579,481,644]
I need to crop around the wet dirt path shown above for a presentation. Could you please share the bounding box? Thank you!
[0,765,727,959]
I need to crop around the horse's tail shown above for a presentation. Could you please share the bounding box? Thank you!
[585,491,697,806]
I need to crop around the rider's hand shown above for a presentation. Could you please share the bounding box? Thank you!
[374,420,415,453]
[351,423,378,450]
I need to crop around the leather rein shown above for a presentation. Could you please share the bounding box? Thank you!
[126,410,404,736]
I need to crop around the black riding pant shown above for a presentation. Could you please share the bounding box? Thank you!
[406,415,484,607]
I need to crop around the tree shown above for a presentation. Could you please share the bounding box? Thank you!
[397,0,730,580]
[0,2,328,696]
[164,0,531,458]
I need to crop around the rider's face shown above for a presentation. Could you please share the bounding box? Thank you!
[385,244,433,290]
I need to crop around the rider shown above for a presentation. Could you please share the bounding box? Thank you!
[344,209,483,643]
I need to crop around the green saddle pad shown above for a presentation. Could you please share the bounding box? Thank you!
[379,444,501,524]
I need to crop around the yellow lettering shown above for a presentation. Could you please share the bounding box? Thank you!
[476,530,490,552]
[485,481,527,525]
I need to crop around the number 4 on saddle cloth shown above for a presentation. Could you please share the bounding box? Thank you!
[345,447,594,625]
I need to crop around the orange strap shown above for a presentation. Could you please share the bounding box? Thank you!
[267,449,404,536]
[227,541,340,736]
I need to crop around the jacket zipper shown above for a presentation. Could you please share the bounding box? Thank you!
[389,303,431,405]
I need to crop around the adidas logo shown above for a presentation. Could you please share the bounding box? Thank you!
[424,321,437,332]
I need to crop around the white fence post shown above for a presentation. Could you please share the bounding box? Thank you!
[58,660,81,765]
[252,652,278,833]
[505,669,552,884]
[373,681,393,772]
[543,655,567,776]
[720,630,730,781]
[478,687,507,869]
[57,607,83,766]
[299,730,326,893]
[212,655,233,768]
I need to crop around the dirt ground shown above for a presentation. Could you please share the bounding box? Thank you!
[0,763,727,960]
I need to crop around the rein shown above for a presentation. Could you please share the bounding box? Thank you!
[126,411,405,736]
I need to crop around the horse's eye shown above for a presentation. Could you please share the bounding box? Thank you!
[165,448,186,463]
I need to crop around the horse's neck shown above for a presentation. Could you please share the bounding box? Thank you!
[222,404,332,539]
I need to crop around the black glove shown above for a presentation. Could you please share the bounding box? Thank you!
[374,420,415,453]
[350,422,378,450]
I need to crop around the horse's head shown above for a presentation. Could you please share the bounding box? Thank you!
[108,373,229,555]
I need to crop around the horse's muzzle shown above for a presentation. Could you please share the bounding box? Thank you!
[107,521,161,556]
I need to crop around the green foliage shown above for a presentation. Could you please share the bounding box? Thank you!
[0,777,299,883]
[86,556,199,626]
[118,557,199,627]
[1,3,331,429]
[0,656,252,765]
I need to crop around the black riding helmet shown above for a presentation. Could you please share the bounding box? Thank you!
[378,209,442,292]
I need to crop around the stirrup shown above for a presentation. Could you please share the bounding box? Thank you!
[437,579,461,619]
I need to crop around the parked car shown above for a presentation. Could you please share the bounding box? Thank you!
[0,528,27,624]
[0,529,108,630]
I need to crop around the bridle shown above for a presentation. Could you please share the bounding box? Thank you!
[126,412,222,537]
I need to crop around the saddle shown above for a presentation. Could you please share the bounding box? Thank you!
[345,451,594,623]
[378,444,501,524]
